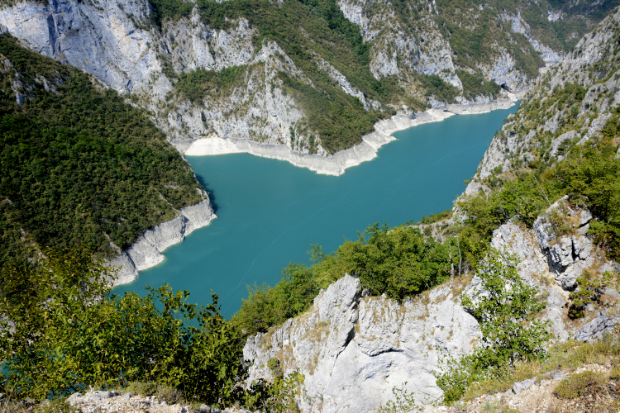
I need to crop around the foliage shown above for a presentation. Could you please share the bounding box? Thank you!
[243,371,305,413]
[0,248,245,406]
[419,208,452,225]
[554,371,606,399]
[147,0,194,27]
[279,72,383,153]
[334,223,451,300]
[175,65,249,104]
[233,262,320,335]
[0,34,203,264]
[456,174,551,267]
[416,74,460,103]
[233,224,452,336]
[456,70,501,100]
[569,270,617,318]
[436,249,551,404]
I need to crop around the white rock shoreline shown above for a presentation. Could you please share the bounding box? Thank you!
[109,197,216,286]
[179,97,521,176]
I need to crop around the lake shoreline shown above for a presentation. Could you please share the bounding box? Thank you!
[111,101,520,295]
[180,95,522,176]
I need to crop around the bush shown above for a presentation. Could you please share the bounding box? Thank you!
[234,224,454,337]
[554,371,606,399]
[437,249,551,404]
[0,248,245,406]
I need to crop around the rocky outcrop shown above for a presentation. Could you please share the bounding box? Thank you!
[243,197,618,411]
[109,197,216,285]
[244,274,479,412]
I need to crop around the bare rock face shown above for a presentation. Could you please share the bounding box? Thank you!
[533,197,595,291]
[243,275,480,413]
[575,313,619,342]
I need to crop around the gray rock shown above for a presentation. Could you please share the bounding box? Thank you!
[553,373,567,380]
[575,315,617,342]
[604,288,620,300]
[512,378,536,394]
[199,404,210,412]
[244,275,479,412]
[88,391,114,401]
[549,237,574,269]
[122,392,132,399]
[550,131,581,159]
[66,392,82,405]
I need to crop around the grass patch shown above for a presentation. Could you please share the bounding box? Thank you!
[554,371,607,399]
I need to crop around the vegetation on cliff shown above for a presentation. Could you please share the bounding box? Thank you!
[233,224,456,336]
[437,250,552,403]
[0,248,304,411]
[0,35,204,278]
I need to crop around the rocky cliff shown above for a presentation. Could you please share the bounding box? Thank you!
[109,196,216,285]
[242,198,619,412]
[1,0,614,171]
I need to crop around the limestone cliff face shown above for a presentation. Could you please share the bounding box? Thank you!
[0,0,594,164]
[244,275,480,411]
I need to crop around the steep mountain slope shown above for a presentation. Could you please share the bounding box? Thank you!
[467,2,620,185]
[0,0,616,163]
[239,5,620,412]
[0,34,214,289]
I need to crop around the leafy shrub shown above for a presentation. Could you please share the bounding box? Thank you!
[234,224,452,336]
[233,262,320,335]
[437,249,551,404]
[456,70,500,100]
[417,74,459,103]
[175,66,249,103]
[554,371,606,399]
[0,248,245,406]
[419,208,452,225]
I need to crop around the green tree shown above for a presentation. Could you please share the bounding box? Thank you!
[0,248,245,405]
[437,249,551,404]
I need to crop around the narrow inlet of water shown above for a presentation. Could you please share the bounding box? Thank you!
[112,106,517,317]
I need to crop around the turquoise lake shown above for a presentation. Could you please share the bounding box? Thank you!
[113,106,517,318]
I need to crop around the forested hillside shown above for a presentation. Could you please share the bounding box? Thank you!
[0,35,204,277]
[1,0,617,156]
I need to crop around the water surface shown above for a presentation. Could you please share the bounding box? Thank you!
[113,106,517,317]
